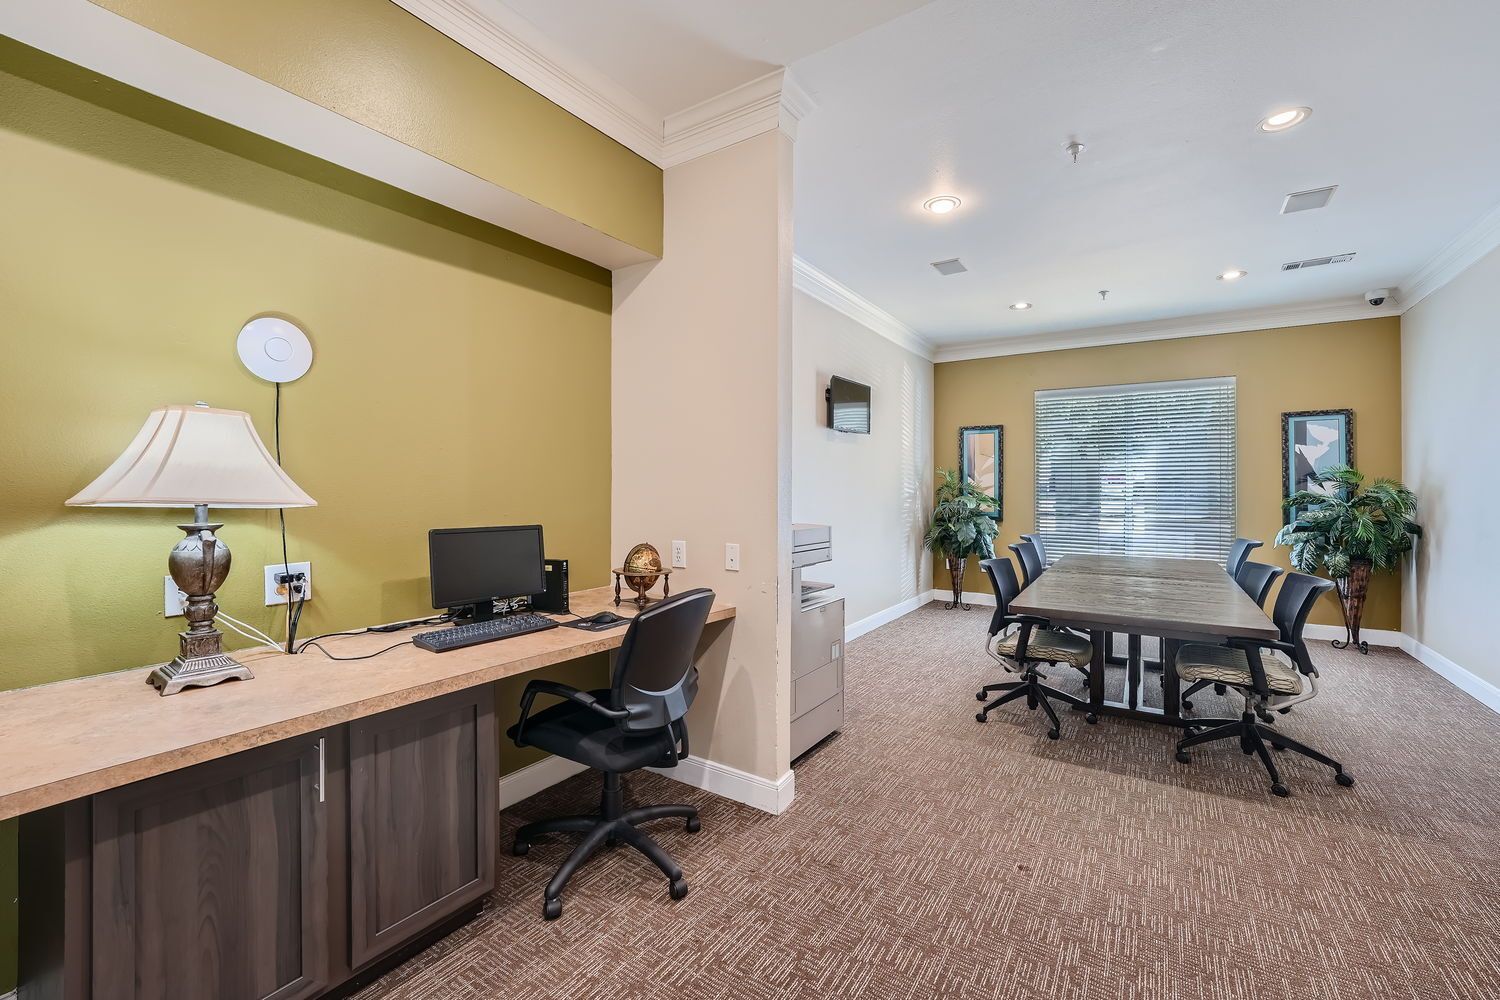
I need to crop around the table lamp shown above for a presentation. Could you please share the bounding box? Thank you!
[66,403,317,695]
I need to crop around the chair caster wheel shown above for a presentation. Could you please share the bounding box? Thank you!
[1336,772,1355,787]
[1047,728,1060,740]
[1272,783,1290,798]
[669,878,689,901]
[543,897,562,920]
[685,815,701,833]
[1180,698,1194,710]
[1085,713,1098,725]
[976,691,986,701]
[512,840,530,857]
[1175,751,1190,764]
[975,712,987,723]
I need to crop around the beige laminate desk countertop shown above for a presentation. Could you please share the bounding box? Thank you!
[0,587,735,821]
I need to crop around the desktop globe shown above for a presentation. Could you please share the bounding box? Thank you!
[613,542,673,607]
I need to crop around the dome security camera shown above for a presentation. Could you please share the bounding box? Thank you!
[1365,288,1393,307]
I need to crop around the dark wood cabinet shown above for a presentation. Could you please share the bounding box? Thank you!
[91,736,333,1000]
[19,684,498,1000]
[347,686,496,969]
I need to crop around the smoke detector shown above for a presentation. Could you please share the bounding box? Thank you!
[1282,185,1338,214]
[930,258,968,276]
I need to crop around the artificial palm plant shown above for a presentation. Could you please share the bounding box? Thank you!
[925,468,1000,610]
[1274,465,1421,653]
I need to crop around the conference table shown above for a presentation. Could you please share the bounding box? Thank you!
[1009,554,1280,727]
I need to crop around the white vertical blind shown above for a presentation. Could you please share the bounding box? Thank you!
[1034,377,1237,562]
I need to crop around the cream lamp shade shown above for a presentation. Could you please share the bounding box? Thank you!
[66,404,316,509]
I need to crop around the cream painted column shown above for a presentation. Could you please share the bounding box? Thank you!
[612,93,801,809]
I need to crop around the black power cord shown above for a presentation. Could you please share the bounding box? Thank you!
[274,381,308,654]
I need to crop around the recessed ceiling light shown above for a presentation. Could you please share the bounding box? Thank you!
[1009,301,1032,310]
[1258,107,1311,132]
[923,195,962,215]
[1218,269,1248,281]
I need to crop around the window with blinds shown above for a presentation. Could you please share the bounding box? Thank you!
[1034,377,1236,562]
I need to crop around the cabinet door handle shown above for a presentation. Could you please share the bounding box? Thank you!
[316,736,326,804]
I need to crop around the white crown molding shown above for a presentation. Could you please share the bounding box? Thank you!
[3,0,654,269]
[1398,199,1500,311]
[661,69,815,168]
[931,298,1401,364]
[389,0,662,163]
[793,257,935,360]
[391,1,814,170]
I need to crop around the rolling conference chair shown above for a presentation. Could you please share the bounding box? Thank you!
[1225,537,1262,582]
[508,588,714,919]
[976,557,1094,739]
[1181,560,1283,711]
[1020,533,1048,566]
[1009,539,1047,587]
[1173,572,1354,796]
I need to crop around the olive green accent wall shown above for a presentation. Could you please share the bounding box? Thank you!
[89,0,665,257]
[0,42,617,988]
[933,318,1404,630]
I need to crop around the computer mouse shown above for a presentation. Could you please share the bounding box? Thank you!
[588,611,626,625]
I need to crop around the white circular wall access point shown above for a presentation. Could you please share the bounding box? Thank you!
[237,317,313,383]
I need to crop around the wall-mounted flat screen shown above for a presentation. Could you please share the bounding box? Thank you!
[827,376,872,434]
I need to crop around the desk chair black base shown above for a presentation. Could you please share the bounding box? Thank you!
[1179,679,1229,710]
[513,772,698,919]
[976,670,1092,740]
[1175,711,1355,797]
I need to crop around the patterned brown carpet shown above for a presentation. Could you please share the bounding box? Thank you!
[358,603,1500,1000]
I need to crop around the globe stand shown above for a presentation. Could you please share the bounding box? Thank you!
[613,567,673,608]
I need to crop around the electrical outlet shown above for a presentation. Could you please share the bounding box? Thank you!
[165,575,186,618]
[671,540,688,568]
[725,543,741,572]
[264,562,312,606]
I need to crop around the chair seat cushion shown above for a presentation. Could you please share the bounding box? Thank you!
[994,628,1093,668]
[1176,644,1303,695]
[507,690,677,773]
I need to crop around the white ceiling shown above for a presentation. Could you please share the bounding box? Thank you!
[485,0,1500,353]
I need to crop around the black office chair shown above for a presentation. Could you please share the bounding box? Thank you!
[1181,560,1283,711]
[1225,537,1262,581]
[1020,533,1047,566]
[976,557,1094,739]
[1009,539,1046,587]
[508,588,714,919]
[1173,572,1354,796]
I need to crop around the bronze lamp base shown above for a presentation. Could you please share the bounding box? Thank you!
[150,506,255,696]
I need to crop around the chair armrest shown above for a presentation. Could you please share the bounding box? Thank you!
[514,679,629,745]
[1227,636,1296,656]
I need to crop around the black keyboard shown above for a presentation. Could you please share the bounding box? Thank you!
[413,612,559,652]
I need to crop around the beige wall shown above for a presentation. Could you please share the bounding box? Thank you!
[0,44,620,986]
[933,318,1404,630]
[89,0,663,256]
[1401,246,1500,689]
[792,290,933,626]
[612,131,795,786]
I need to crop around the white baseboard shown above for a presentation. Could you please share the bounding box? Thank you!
[846,594,926,642]
[650,757,795,815]
[925,589,996,607]
[497,755,588,810]
[2,989,16,1000]
[1303,624,1403,647]
[1400,635,1500,715]
[500,751,795,815]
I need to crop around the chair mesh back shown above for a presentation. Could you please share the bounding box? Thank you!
[611,588,714,732]
[1271,572,1335,672]
[1009,541,1044,586]
[978,557,1019,635]
[1226,537,1262,580]
[1235,561,1282,608]
[1021,534,1047,566]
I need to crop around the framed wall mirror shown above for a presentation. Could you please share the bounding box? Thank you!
[958,424,1003,519]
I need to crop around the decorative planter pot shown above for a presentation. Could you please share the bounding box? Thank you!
[945,556,970,611]
[1333,558,1373,654]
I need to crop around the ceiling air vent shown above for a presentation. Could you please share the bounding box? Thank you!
[1281,252,1356,271]
[930,257,968,276]
[1282,185,1338,214]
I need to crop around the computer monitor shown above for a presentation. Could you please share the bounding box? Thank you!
[428,525,545,621]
